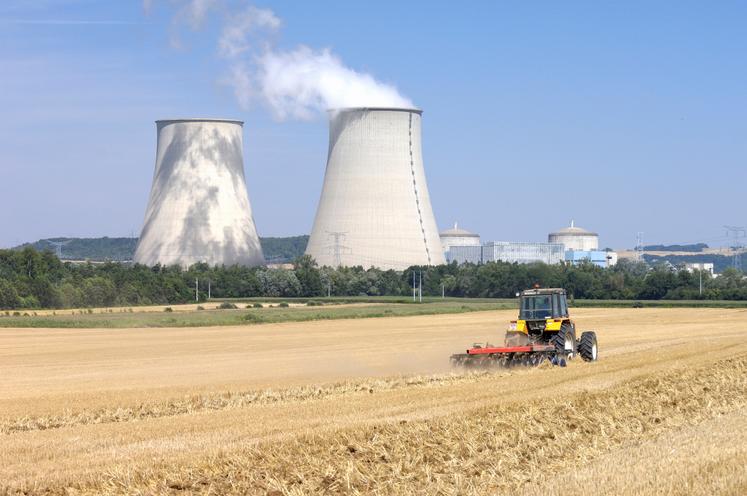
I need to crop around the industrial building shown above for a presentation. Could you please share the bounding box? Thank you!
[446,241,565,265]
[440,223,480,262]
[684,262,715,276]
[484,242,565,265]
[305,108,445,270]
[447,245,484,265]
[442,220,617,267]
[548,221,599,251]
[549,221,617,268]
[565,250,617,268]
[134,118,264,267]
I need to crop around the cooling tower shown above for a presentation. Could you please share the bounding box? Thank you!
[305,108,445,270]
[134,118,264,267]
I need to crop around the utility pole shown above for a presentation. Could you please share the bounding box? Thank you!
[724,225,746,271]
[412,270,416,302]
[195,278,199,302]
[441,283,445,299]
[327,282,331,298]
[207,279,211,300]
[418,270,422,303]
[699,269,703,297]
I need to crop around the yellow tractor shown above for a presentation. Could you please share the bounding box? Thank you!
[451,288,598,367]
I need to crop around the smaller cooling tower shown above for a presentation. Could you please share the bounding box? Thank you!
[134,118,264,267]
[306,107,445,270]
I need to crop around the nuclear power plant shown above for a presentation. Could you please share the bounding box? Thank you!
[130,114,614,272]
[305,108,445,270]
[134,118,264,267]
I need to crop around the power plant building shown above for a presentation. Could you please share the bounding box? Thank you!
[549,221,617,267]
[306,108,445,270]
[134,119,264,267]
[483,241,565,265]
[440,223,481,262]
[548,221,599,251]
[446,241,565,265]
[443,221,616,267]
[565,250,617,268]
[446,245,484,265]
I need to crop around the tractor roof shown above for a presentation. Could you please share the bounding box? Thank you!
[520,288,566,296]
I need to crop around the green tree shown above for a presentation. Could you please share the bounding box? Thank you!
[57,282,83,308]
[293,255,323,297]
[257,269,302,297]
[638,267,677,299]
[82,277,117,307]
[0,279,20,309]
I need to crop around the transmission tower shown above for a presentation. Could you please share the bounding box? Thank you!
[325,231,350,268]
[724,225,746,271]
[46,239,72,259]
[635,232,644,263]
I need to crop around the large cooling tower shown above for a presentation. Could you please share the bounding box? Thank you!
[134,118,264,267]
[306,108,445,270]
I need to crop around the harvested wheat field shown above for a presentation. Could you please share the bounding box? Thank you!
[1,307,746,495]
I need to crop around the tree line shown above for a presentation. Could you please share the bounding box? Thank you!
[0,248,746,310]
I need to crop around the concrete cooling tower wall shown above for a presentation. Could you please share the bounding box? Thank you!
[306,108,445,270]
[134,119,264,267]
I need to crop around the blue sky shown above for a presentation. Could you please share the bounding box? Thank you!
[1,0,745,249]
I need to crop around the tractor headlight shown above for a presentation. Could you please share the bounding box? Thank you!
[508,322,517,331]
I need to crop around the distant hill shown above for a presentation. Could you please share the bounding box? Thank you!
[260,236,310,263]
[14,235,310,264]
[15,237,138,261]
[642,243,708,252]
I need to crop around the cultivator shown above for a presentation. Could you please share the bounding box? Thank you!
[451,288,598,369]
[450,343,566,368]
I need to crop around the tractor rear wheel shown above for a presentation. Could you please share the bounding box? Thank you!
[579,331,598,362]
[552,324,576,359]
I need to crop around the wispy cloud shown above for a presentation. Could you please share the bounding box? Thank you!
[1,19,145,25]
[218,6,280,58]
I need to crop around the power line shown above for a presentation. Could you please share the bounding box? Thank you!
[724,225,746,271]
[46,239,72,259]
[325,231,350,268]
[635,232,644,263]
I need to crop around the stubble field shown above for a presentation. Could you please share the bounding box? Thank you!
[1,306,746,495]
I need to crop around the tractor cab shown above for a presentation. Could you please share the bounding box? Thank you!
[519,288,569,321]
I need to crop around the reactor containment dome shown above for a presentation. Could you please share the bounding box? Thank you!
[134,118,264,267]
[548,221,599,252]
[305,107,445,270]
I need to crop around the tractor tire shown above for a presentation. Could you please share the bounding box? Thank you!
[552,324,576,359]
[579,331,598,362]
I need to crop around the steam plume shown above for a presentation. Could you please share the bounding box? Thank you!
[148,1,414,119]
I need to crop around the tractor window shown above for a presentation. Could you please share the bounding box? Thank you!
[552,294,560,318]
[520,295,553,320]
[559,294,568,316]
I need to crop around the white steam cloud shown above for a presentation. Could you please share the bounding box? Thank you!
[251,46,413,120]
[147,0,414,120]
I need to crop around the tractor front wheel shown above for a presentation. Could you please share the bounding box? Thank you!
[579,331,598,362]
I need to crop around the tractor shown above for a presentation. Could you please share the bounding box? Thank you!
[451,288,598,367]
